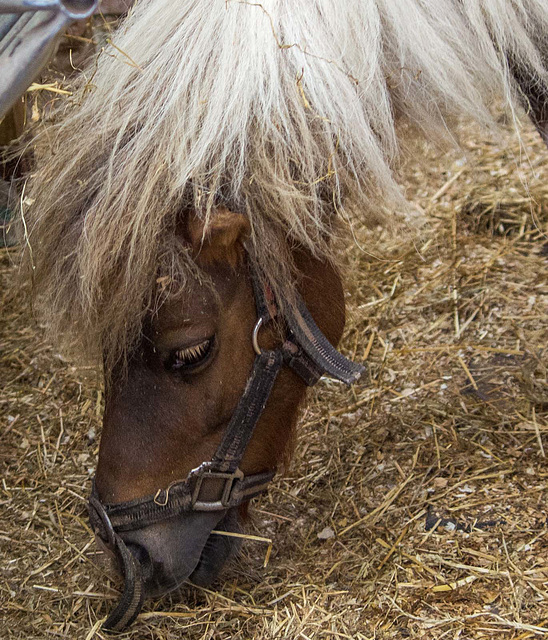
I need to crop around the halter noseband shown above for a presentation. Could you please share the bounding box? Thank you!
[88,268,364,632]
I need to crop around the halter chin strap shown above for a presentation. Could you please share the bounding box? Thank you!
[88,267,364,632]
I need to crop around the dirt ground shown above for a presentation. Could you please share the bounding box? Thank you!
[1,86,547,639]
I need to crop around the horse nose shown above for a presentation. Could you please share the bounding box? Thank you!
[118,510,228,596]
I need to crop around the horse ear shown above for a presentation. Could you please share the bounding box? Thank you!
[187,208,250,267]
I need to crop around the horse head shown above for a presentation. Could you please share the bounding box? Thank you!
[92,207,349,606]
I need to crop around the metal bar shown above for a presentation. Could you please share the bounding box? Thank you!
[0,1,97,20]
[0,10,70,120]
[0,0,98,119]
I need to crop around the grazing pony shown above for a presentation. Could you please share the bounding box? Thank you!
[23,0,547,630]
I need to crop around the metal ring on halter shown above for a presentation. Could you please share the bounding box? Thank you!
[252,317,264,355]
[89,495,117,550]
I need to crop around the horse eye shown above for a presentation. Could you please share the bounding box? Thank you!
[167,337,215,373]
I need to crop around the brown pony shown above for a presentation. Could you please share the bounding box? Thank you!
[22,0,547,630]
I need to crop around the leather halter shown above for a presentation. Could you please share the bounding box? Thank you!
[88,268,364,632]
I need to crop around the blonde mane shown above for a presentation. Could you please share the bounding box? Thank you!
[24,0,548,365]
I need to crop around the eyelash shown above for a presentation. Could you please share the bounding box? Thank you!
[169,338,214,370]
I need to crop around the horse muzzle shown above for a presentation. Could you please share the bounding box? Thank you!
[115,508,240,597]
[87,466,271,631]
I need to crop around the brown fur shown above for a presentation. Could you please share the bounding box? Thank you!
[187,208,251,268]
[96,225,345,504]
[92,218,345,593]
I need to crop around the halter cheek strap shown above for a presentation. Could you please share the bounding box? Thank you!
[88,268,364,633]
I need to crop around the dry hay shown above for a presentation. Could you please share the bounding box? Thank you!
[1,90,548,640]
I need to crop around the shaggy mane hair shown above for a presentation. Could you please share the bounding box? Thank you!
[24,0,548,367]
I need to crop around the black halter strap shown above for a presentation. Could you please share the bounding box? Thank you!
[88,267,364,632]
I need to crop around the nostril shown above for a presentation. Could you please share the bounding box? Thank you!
[125,543,154,583]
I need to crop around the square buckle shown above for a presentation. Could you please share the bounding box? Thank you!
[191,468,244,511]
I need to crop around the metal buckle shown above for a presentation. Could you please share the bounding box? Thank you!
[191,468,244,511]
